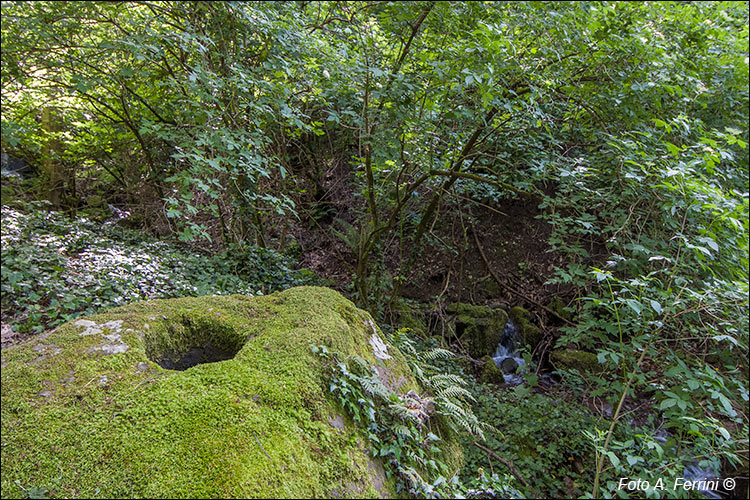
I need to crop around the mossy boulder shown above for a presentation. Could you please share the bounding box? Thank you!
[479,356,505,384]
[508,306,542,350]
[1,287,461,498]
[549,349,601,373]
[447,303,508,358]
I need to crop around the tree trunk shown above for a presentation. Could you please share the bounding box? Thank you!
[41,106,64,208]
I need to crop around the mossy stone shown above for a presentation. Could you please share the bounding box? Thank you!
[479,356,505,384]
[447,302,492,317]
[448,303,508,358]
[549,349,601,373]
[500,358,519,374]
[509,306,542,350]
[1,287,462,498]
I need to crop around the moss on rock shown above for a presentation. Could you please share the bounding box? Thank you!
[509,306,542,350]
[479,356,505,384]
[549,349,601,373]
[1,287,460,498]
[447,303,508,358]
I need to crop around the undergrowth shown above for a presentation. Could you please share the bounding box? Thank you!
[312,328,522,499]
[1,201,321,335]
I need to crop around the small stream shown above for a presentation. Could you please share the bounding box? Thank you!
[655,428,724,499]
[491,322,526,385]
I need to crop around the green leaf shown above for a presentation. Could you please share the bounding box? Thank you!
[659,398,677,409]
[649,300,662,314]
[606,451,620,468]
[624,299,643,315]
[717,394,736,417]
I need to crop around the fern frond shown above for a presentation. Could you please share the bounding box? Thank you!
[347,354,370,373]
[331,218,361,253]
[360,374,391,399]
[411,364,425,381]
[428,373,467,388]
[392,423,412,437]
[436,398,468,418]
[435,385,473,400]
[389,401,421,423]
[434,397,485,439]
[398,465,427,490]
[418,348,454,361]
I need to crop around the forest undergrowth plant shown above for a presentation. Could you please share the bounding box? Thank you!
[459,380,601,498]
[388,327,486,438]
[539,109,749,497]
[577,267,747,498]
[586,416,748,499]
[0,202,320,334]
[312,334,518,499]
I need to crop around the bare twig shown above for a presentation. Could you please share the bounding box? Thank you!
[471,441,537,498]
[452,352,486,366]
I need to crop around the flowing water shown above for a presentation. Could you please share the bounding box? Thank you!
[655,428,723,499]
[491,322,526,385]
[682,463,722,499]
